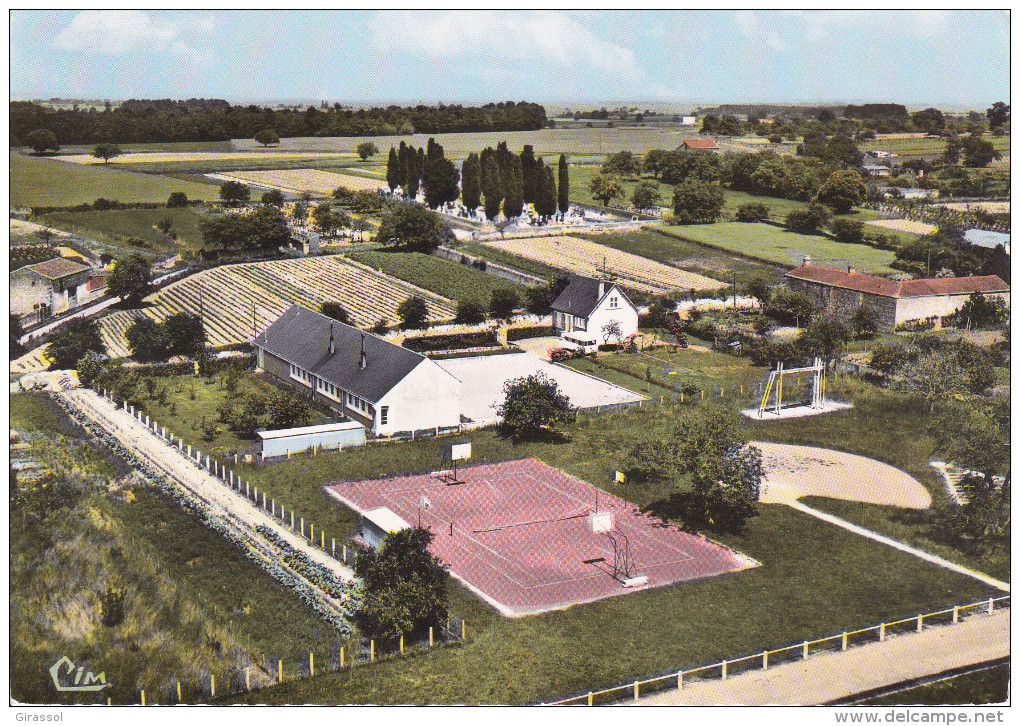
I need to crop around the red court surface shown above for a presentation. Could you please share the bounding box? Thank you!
[326,458,756,617]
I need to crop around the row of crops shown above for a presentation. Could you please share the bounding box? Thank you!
[97,256,456,358]
[485,235,722,293]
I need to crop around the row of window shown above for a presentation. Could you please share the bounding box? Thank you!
[553,311,587,331]
[289,361,388,423]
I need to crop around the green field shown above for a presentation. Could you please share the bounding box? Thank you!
[661,222,899,273]
[349,250,522,306]
[859,663,1010,706]
[862,135,1011,157]
[37,207,208,253]
[10,152,217,208]
[59,141,228,153]
[113,156,368,176]
[575,228,784,285]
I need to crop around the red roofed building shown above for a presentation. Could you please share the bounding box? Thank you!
[10,257,95,324]
[785,259,1009,331]
[677,139,719,154]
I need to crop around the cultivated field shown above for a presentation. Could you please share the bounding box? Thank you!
[211,169,388,196]
[37,207,207,252]
[51,151,356,165]
[661,222,899,273]
[932,201,1010,215]
[349,250,521,305]
[10,152,216,208]
[483,235,724,293]
[97,256,454,357]
[863,218,937,236]
[862,135,1010,157]
[230,127,706,157]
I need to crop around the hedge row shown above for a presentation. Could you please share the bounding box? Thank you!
[506,325,555,341]
[402,330,500,353]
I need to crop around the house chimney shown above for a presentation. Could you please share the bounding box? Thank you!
[359,333,367,369]
[328,323,335,356]
[803,255,812,266]
[598,281,605,297]
[847,265,856,275]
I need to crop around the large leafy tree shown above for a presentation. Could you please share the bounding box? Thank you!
[27,129,59,154]
[670,407,763,533]
[91,143,121,163]
[355,527,449,642]
[375,204,451,253]
[356,141,379,161]
[496,372,576,440]
[601,150,640,177]
[630,180,661,211]
[588,173,623,207]
[986,101,1010,129]
[815,169,867,214]
[320,301,352,325]
[396,295,429,330]
[796,316,851,367]
[219,180,251,206]
[107,254,152,305]
[48,318,104,369]
[671,180,724,224]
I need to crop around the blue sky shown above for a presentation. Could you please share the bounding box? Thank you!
[9,10,1010,108]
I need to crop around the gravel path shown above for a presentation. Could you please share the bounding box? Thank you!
[58,386,355,584]
[638,608,1009,705]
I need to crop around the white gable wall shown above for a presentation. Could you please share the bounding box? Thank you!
[374,358,461,435]
[584,285,639,343]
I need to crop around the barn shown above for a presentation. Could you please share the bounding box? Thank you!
[785,260,1010,331]
[253,305,461,437]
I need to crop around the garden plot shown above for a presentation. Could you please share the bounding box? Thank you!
[97,256,454,357]
[210,169,387,196]
[436,351,644,425]
[484,235,722,293]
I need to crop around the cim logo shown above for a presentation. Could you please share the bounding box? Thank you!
[49,656,111,692]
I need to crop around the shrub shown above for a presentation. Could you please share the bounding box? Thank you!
[489,289,520,320]
[829,218,865,244]
[454,300,486,325]
[507,326,555,341]
[784,204,831,233]
[735,203,770,223]
[598,343,622,352]
[167,192,189,208]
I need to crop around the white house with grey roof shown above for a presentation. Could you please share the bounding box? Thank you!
[550,275,639,346]
[253,305,461,437]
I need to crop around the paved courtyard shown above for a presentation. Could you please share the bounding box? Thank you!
[436,351,644,425]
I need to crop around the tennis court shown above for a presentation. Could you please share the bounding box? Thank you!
[326,458,755,616]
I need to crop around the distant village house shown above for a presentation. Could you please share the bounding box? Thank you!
[10,257,95,324]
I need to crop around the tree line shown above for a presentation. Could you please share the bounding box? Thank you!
[11,100,547,146]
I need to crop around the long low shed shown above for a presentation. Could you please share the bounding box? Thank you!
[257,420,366,458]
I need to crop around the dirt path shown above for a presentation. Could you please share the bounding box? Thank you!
[638,609,1010,705]
[58,386,355,583]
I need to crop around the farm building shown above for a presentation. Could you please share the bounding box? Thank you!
[10,257,94,323]
[551,274,639,346]
[862,164,892,177]
[785,260,1010,331]
[679,115,697,126]
[254,305,461,437]
[677,139,718,154]
[257,420,366,458]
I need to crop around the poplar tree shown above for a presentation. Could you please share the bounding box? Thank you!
[521,144,538,204]
[558,155,570,215]
[504,155,525,218]
[461,153,481,210]
[386,147,400,192]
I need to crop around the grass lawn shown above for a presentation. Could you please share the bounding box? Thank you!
[859,663,1010,706]
[661,222,899,273]
[452,241,561,281]
[204,378,999,704]
[118,156,366,176]
[575,228,785,285]
[59,141,228,153]
[37,206,207,253]
[349,249,522,306]
[560,357,674,401]
[10,394,65,435]
[10,152,216,208]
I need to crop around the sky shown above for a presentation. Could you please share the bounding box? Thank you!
[9,10,1011,109]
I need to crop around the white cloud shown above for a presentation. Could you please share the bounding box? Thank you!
[781,10,950,42]
[735,11,759,38]
[367,10,645,80]
[53,10,214,64]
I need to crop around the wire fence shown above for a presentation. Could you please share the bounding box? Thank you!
[541,595,1010,705]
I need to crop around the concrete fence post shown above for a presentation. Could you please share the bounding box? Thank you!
[245,667,250,691]
[340,646,345,668]
[246,482,250,498]
[429,626,434,647]
[309,652,314,677]
[721,660,728,679]
[953,606,959,623]
[587,692,593,706]
[400,635,404,656]
[987,598,994,614]
[917,615,923,633]
[332,538,336,557]
[762,651,768,669]
[802,641,809,659]
[301,518,305,537]
[633,682,639,700]
[140,690,145,706]
[678,671,683,689]
[841,633,848,651]
[370,640,375,662]
[291,512,295,530]
[278,660,283,684]
[176,681,181,702]
[879,624,886,642]
[210,674,215,698]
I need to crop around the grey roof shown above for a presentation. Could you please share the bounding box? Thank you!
[551,274,633,318]
[964,229,1010,252]
[254,305,427,403]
